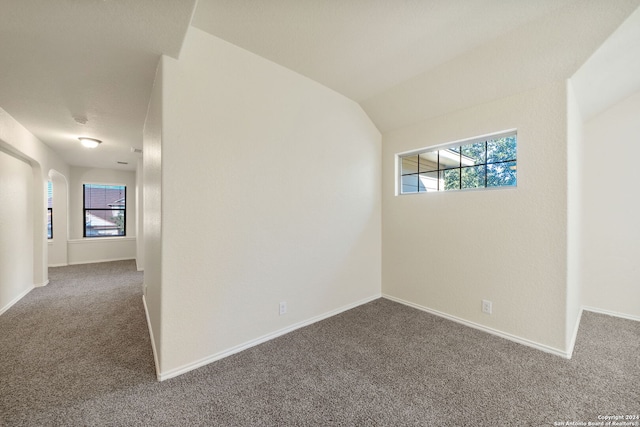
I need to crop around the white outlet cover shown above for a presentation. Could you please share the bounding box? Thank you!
[482,300,492,314]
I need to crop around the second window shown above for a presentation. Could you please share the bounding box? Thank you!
[83,184,126,237]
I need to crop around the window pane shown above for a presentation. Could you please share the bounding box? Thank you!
[441,168,460,191]
[487,136,516,163]
[461,165,485,189]
[487,161,517,187]
[398,132,516,196]
[84,185,126,209]
[418,171,439,192]
[461,142,485,166]
[401,174,418,193]
[401,156,419,175]
[417,151,438,172]
[47,208,52,239]
[85,209,125,237]
[47,181,53,239]
[438,149,460,170]
[83,184,126,237]
[47,181,53,209]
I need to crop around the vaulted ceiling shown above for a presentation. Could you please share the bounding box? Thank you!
[192,0,573,103]
[1,0,639,170]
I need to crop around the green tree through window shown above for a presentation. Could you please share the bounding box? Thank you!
[400,132,516,194]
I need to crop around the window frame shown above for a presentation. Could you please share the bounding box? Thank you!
[82,183,127,238]
[47,181,53,239]
[396,130,517,195]
[47,208,53,240]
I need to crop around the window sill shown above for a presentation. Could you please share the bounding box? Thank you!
[68,236,136,244]
[397,184,517,196]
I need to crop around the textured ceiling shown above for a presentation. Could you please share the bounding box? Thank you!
[362,0,640,131]
[0,0,197,170]
[194,0,640,132]
[192,0,572,103]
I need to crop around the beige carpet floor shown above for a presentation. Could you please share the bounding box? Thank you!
[1,260,638,426]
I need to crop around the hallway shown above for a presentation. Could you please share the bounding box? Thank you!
[0,261,155,424]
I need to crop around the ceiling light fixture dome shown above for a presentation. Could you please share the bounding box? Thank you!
[79,137,102,148]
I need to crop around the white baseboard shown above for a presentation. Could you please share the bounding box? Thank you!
[48,263,68,267]
[68,257,135,266]
[142,295,161,381]
[0,285,34,316]
[158,293,381,382]
[382,294,570,359]
[582,306,640,322]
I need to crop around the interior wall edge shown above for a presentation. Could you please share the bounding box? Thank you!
[565,307,584,359]
[143,295,161,381]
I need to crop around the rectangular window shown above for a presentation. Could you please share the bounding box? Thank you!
[83,184,126,237]
[398,131,517,194]
[47,181,53,239]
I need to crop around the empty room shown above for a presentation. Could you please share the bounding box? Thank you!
[1,0,638,425]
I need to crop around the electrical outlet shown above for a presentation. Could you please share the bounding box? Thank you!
[482,299,492,314]
[279,301,287,315]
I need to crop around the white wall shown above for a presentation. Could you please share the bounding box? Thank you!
[580,89,640,319]
[566,80,584,350]
[67,237,136,265]
[0,149,34,314]
[0,107,69,314]
[151,27,381,378]
[142,58,164,376]
[67,166,137,264]
[382,81,570,354]
[135,158,144,271]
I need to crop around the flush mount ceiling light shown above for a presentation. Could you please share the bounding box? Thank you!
[79,137,102,148]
